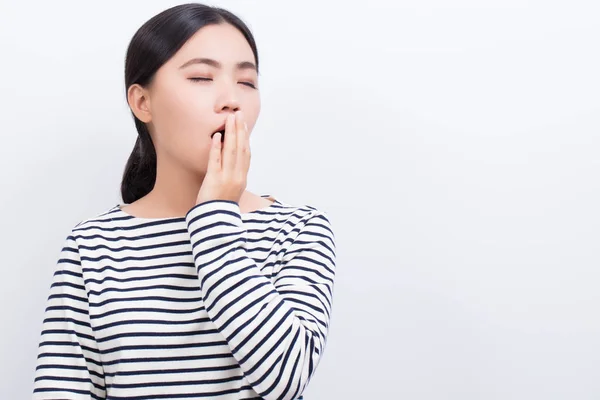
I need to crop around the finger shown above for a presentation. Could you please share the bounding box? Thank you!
[206,131,222,174]
[223,113,237,172]
[236,111,251,174]
[235,110,246,160]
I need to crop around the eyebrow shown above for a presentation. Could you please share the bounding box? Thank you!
[179,57,257,72]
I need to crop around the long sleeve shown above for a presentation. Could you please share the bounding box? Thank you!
[33,232,106,400]
[185,200,336,400]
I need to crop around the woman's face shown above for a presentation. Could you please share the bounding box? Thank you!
[134,23,260,174]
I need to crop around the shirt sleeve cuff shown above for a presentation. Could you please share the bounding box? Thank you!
[185,199,245,252]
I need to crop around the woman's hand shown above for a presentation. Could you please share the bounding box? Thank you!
[195,110,251,206]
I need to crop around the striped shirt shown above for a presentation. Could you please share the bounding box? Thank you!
[33,195,336,400]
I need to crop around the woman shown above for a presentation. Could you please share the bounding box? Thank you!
[33,4,336,400]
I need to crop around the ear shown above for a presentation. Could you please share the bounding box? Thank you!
[127,83,152,123]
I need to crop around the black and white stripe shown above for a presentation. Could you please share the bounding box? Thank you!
[33,196,336,400]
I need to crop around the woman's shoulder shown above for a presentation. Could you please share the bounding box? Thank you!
[260,194,331,221]
[69,204,140,232]
[267,195,334,238]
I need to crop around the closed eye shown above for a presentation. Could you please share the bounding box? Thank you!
[189,77,256,89]
[240,81,257,89]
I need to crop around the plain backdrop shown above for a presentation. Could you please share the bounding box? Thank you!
[1,0,599,399]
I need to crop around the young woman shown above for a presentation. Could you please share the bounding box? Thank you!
[33,4,336,400]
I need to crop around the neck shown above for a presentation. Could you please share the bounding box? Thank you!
[149,157,202,215]
[145,155,251,216]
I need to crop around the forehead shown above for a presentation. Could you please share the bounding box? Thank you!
[173,23,255,66]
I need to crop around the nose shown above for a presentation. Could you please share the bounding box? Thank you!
[215,82,241,114]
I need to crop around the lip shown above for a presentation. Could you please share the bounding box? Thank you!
[213,123,226,134]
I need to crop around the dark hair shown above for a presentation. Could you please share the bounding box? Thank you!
[121,3,259,204]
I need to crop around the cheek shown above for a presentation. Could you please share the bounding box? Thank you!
[152,90,212,150]
[161,131,211,173]
[155,93,196,132]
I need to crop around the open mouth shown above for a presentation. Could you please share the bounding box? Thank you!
[211,125,226,142]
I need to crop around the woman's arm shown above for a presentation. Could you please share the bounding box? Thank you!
[186,200,336,400]
[33,232,106,400]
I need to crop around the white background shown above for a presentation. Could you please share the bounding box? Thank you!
[1,0,599,399]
